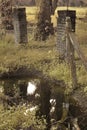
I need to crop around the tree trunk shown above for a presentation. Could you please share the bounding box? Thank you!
[35,0,54,41]
[52,0,58,14]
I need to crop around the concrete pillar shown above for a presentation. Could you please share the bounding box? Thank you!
[57,10,76,59]
[13,8,28,44]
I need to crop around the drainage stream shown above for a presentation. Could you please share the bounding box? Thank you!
[0,76,87,130]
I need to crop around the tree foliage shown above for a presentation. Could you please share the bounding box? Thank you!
[0,0,13,30]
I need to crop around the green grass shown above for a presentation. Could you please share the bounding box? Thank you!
[0,35,57,73]
[0,7,87,130]
[0,103,46,130]
[0,33,87,86]
[0,7,87,87]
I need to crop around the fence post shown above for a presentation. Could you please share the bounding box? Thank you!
[13,8,28,44]
[66,17,77,89]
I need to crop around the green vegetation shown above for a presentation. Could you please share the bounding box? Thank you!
[0,13,87,85]
[0,103,46,130]
[0,6,87,130]
[0,34,86,85]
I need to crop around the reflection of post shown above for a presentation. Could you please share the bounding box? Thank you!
[61,102,69,122]
[37,79,51,130]
[66,17,77,89]
[72,118,81,130]
[19,81,27,99]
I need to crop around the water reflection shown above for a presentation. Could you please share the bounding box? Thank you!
[27,82,37,95]
[0,78,66,130]
[0,78,65,113]
[0,78,86,130]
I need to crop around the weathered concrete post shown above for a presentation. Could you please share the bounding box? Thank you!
[13,8,28,44]
[66,17,77,89]
[57,10,76,60]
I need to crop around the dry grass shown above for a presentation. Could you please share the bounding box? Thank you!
[26,7,39,23]
[56,7,87,18]
[26,6,87,24]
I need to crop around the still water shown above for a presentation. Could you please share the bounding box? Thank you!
[0,78,84,130]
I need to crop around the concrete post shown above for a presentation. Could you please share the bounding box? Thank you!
[13,8,28,44]
[57,10,76,60]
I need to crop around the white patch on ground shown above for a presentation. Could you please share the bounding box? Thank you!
[24,106,37,115]
[29,106,37,112]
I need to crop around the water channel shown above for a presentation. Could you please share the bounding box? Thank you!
[0,77,86,130]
